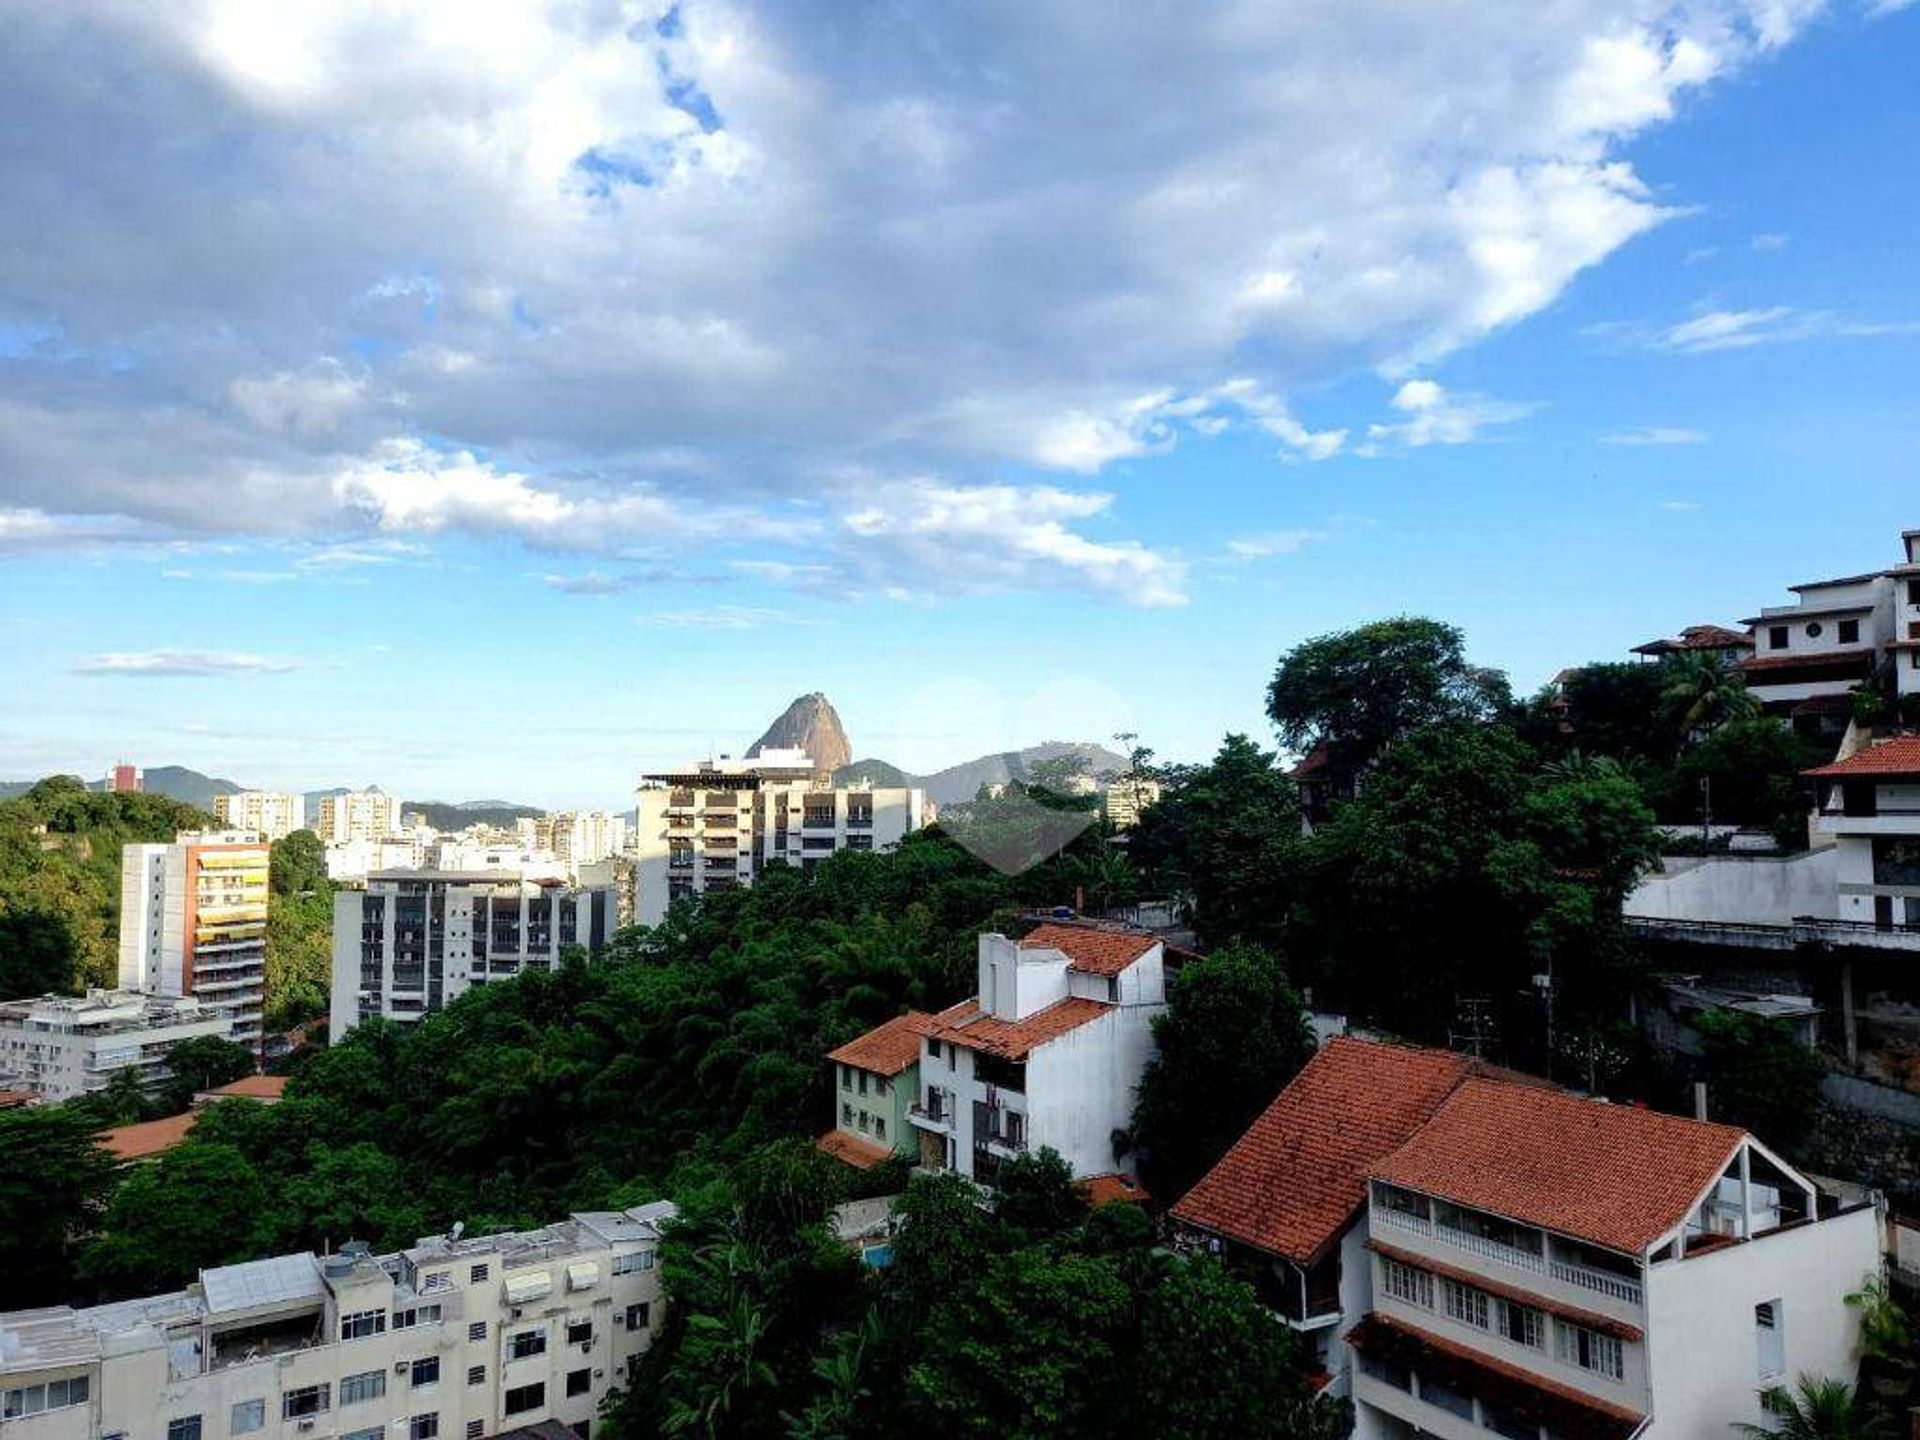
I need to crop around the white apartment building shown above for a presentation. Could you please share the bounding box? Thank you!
[211,792,307,843]
[907,923,1167,1185]
[329,872,619,1042]
[0,1202,673,1440]
[1101,777,1162,830]
[1172,1036,1882,1440]
[633,750,926,925]
[316,793,405,847]
[518,814,629,871]
[0,990,234,1103]
[325,840,428,885]
[1807,735,1920,932]
[1739,527,1920,715]
[119,832,269,1050]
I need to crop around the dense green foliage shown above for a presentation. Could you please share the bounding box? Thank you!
[0,777,213,995]
[610,1147,1344,1440]
[1695,1011,1827,1152]
[267,829,334,1030]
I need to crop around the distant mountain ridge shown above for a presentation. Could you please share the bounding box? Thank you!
[836,740,1129,807]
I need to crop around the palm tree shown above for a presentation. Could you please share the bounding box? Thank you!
[1663,652,1758,745]
[1732,1375,1892,1439]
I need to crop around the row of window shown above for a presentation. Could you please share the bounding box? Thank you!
[340,1303,443,1341]
[839,1066,892,1098]
[172,1418,436,1440]
[610,1249,656,1276]
[1359,1352,1541,1440]
[3,1376,89,1419]
[840,1102,889,1142]
[1379,1257,1624,1380]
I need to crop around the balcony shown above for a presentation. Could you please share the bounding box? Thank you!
[909,1095,953,1133]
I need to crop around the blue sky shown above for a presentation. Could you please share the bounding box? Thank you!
[1,1,1917,807]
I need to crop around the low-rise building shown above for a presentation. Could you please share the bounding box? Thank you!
[633,750,926,924]
[1172,1036,1882,1438]
[1807,734,1920,932]
[0,1203,673,1440]
[0,990,234,1104]
[1628,625,1755,666]
[119,832,270,1051]
[329,872,619,1042]
[212,792,307,843]
[818,1012,938,1170]
[908,923,1168,1185]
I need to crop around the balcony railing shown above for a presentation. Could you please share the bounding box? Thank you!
[1549,1259,1643,1305]
[1435,1220,1546,1275]
[1376,1207,1432,1237]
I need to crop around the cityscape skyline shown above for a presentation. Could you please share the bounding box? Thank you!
[3,2,1917,804]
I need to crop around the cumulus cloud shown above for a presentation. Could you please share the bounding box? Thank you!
[1359,380,1538,453]
[0,0,1832,602]
[73,649,302,676]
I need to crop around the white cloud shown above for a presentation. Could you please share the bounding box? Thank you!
[1226,530,1325,560]
[1360,380,1538,453]
[1655,306,1920,352]
[1750,232,1789,250]
[229,361,370,437]
[1658,499,1704,511]
[635,605,798,630]
[73,649,301,676]
[1601,426,1708,445]
[1866,0,1915,18]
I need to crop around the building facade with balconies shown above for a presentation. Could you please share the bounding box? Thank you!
[816,1011,937,1170]
[908,924,1168,1186]
[211,792,307,843]
[119,832,269,1051]
[0,1203,672,1440]
[1173,1036,1882,1440]
[0,990,234,1103]
[1807,735,1920,933]
[632,750,926,924]
[329,872,617,1042]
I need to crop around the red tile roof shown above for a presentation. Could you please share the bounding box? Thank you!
[815,1129,895,1170]
[196,1074,288,1104]
[1739,650,1876,675]
[1019,923,1159,977]
[1632,625,1753,655]
[1370,1078,1743,1254]
[827,1011,938,1077]
[1170,1037,1479,1263]
[930,995,1114,1060]
[1805,736,1920,779]
[1346,1314,1644,1440]
[1075,1172,1150,1208]
[0,1089,37,1109]
[99,1112,198,1162]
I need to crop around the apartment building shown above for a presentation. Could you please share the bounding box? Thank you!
[0,990,233,1103]
[1807,735,1920,931]
[1172,1036,1882,1439]
[1101,776,1162,830]
[908,924,1168,1185]
[633,750,926,924]
[329,872,618,1042]
[324,839,429,884]
[518,814,629,871]
[105,764,143,794]
[212,792,307,843]
[818,1012,937,1170]
[316,792,405,847]
[0,1202,673,1440]
[427,841,564,881]
[1739,526,1920,715]
[119,832,269,1050]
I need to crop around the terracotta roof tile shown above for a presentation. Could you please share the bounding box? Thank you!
[815,1129,895,1170]
[930,995,1113,1060]
[1370,1078,1744,1254]
[826,1011,938,1076]
[1806,736,1920,779]
[1169,1037,1478,1263]
[1019,923,1159,977]
[1739,651,1876,675]
[1075,1172,1150,1208]
[1347,1314,1644,1440]
[198,1074,288,1103]
[99,1113,198,1162]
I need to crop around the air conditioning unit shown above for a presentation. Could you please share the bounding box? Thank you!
[298,1422,315,1433]
[612,1314,625,1328]
[395,1362,411,1374]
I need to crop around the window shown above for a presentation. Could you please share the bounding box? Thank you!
[1483,1404,1539,1440]
[344,1429,383,1440]
[1381,1258,1433,1309]
[875,1075,890,1097]
[409,1415,439,1440]
[280,1384,331,1420]
[1557,1321,1625,1380]
[928,1040,941,1061]
[341,1309,386,1341]
[509,1329,548,1360]
[1442,1277,1489,1329]
[1839,618,1861,644]
[567,1369,592,1398]
[504,1383,546,1418]
[566,1320,594,1346]
[1757,1300,1786,1380]
[1499,1299,1545,1349]
[5,1378,91,1419]
[168,1419,203,1440]
[411,1358,440,1388]
[840,1065,851,1091]
[625,1302,651,1330]
[611,1250,654,1275]
[340,1371,386,1406]
[1769,625,1790,649]
[1421,1377,1474,1420]
[466,1424,484,1440]
[856,1110,869,1133]
[468,1366,486,1387]
[470,1263,490,1284]
[468,1321,488,1342]
[1910,578,1920,606]
[841,1101,853,1125]
[420,1271,453,1294]
[230,1400,265,1436]
[875,1116,887,1142]
[392,1304,442,1329]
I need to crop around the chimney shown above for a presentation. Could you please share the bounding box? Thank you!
[1694,1082,1709,1122]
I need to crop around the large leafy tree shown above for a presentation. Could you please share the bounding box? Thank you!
[267,829,334,1031]
[1266,617,1511,772]
[1130,943,1314,1199]
[0,1107,117,1306]
[81,1142,272,1295]
[1695,1012,1825,1155]
[1661,651,1759,745]
[160,1033,257,1111]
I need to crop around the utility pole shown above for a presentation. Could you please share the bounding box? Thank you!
[1700,773,1713,849]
